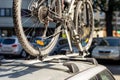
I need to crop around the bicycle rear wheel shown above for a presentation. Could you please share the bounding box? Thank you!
[13,0,62,57]
[74,0,94,51]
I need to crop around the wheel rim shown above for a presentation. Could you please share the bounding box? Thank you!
[13,0,62,56]
[75,1,94,50]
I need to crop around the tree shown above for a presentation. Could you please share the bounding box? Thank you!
[93,0,120,36]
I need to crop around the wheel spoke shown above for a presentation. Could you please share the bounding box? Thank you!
[75,0,94,51]
[13,0,62,56]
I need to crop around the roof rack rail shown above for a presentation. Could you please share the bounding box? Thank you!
[60,57,98,65]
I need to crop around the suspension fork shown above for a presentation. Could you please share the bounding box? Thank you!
[73,28,90,57]
[63,22,84,55]
[73,29,83,51]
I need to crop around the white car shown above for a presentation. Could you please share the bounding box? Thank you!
[92,37,120,60]
[0,37,28,58]
[0,57,115,80]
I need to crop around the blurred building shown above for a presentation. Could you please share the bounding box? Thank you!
[1,0,119,37]
[0,0,13,36]
[0,0,31,36]
[94,11,120,37]
[0,0,55,37]
[99,11,120,29]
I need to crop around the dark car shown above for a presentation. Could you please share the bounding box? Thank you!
[88,37,103,54]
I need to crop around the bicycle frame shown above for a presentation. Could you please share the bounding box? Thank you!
[47,0,85,55]
[30,0,91,56]
[63,0,84,54]
[68,0,75,14]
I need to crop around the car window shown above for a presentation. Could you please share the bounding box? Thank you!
[0,38,3,43]
[2,39,15,44]
[58,39,68,45]
[99,39,109,46]
[105,38,120,46]
[97,70,115,80]
[90,76,97,80]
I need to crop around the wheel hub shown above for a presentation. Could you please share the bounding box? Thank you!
[38,6,48,23]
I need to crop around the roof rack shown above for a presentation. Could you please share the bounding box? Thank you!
[0,53,98,73]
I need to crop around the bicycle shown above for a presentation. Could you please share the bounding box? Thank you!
[13,0,94,60]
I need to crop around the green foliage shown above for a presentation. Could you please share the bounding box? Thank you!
[93,0,120,12]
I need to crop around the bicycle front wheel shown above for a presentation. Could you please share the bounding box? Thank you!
[13,0,62,57]
[74,0,94,51]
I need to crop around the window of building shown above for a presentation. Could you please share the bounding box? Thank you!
[0,8,5,16]
[118,13,120,17]
[0,8,12,17]
[6,8,12,16]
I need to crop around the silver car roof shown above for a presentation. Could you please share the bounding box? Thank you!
[0,57,105,80]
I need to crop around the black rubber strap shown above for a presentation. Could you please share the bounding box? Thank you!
[37,47,43,61]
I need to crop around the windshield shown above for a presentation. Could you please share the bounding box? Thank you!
[99,38,120,46]
[0,38,3,43]
[106,38,120,46]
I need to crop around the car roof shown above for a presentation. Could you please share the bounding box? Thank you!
[3,36,18,39]
[94,37,120,40]
[97,37,120,40]
[0,57,106,80]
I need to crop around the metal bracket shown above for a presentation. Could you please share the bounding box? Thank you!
[79,50,90,58]
[63,62,79,73]
[37,47,44,61]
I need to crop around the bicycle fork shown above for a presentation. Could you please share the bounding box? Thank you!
[65,27,88,57]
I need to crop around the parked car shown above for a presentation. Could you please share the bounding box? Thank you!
[0,57,115,80]
[50,38,69,55]
[0,37,4,47]
[0,37,4,44]
[57,45,79,55]
[88,37,103,54]
[92,37,120,60]
[0,37,28,58]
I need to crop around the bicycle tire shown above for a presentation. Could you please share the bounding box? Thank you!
[13,0,62,57]
[74,0,94,51]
